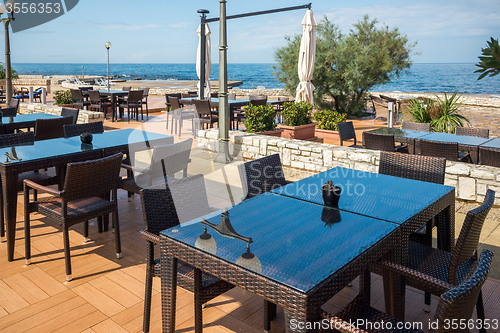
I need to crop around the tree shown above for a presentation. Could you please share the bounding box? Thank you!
[274,16,416,117]
[475,37,500,80]
[0,63,18,79]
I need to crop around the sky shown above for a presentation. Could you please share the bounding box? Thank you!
[2,0,499,64]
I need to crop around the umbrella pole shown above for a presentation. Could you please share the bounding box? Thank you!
[214,0,232,163]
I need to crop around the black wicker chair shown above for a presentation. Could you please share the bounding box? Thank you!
[376,189,495,332]
[455,126,489,138]
[24,153,123,281]
[238,154,292,201]
[34,116,74,141]
[61,107,80,124]
[63,121,104,138]
[70,89,90,110]
[337,121,361,147]
[0,132,60,242]
[418,138,470,162]
[139,175,234,333]
[363,132,406,152]
[479,146,500,167]
[119,90,145,122]
[402,121,431,132]
[193,99,218,131]
[321,249,493,333]
[0,106,17,117]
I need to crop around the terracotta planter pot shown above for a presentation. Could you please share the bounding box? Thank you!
[255,129,283,137]
[315,128,340,141]
[57,104,73,108]
[278,123,316,140]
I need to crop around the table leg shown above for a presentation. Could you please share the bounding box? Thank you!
[2,170,19,261]
[284,302,317,333]
[436,203,455,252]
[471,147,479,164]
[161,241,177,333]
[112,95,117,122]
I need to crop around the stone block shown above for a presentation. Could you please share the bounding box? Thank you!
[348,152,372,163]
[477,183,487,196]
[298,144,312,151]
[470,168,495,180]
[301,151,311,157]
[242,136,254,146]
[447,163,470,176]
[333,149,348,159]
[291,161,305,169]
[286,143,300,150]
[206,130,218,140]
[282,148,291,166]
[259,139,267,155]
[458,177,476,200]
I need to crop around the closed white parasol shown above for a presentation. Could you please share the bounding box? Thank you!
[196,23,211,98]
[295,9,317,104]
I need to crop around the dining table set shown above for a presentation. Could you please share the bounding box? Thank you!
[159,166,455,332]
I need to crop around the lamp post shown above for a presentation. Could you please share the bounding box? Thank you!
[0,0,16,107]
[105,41,111,92]
[81,66,84,78]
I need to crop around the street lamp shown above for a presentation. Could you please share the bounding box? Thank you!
[81,66,84,78]
[0,0,17,107]
[105,41,111,92]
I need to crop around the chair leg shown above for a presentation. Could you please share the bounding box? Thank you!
[24,210,31,265]
[264,301,276,332]
[143,242,154,333]
[113,208,122,259]
[194,268,203,333]
[83,221,89,243]
[0,184,4,242]
[476,290,486,333]
[424,292,431,312]
[62,227,72,281]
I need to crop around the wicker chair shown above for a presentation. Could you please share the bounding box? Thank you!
[193,99,218,130]
[118,90,145,122]
[0,132,60,242]
[61,107,80,124]
[165,93,183,130]
[418,138,470,162]
[63,121,104,138]
[120,138,192,200]
[376,189,494,331]
[479,146,500,167]
[321,249,493,333]
[363,132,405,152]
[402,121,431,132]
[370,95,388,123]
[169,97,196,137]
[455,126,489,138]
[139,175,234,333]
[9,98,19,111]
[34,117,74,141]
[70,89,90,110]
[88,91,111,118]
[141,87,150,117]
[24,153,124,281]
[0,106,17,117]
[238,154,292,201]
[337,121,361,147]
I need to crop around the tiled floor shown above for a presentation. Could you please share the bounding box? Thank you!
[0,113,499,332]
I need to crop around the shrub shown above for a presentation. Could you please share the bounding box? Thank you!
[244,104,277,133]
[313,110,347,131]
[53,90,75,105]
[407,98,433,124]
[431,92,470,133]
[282,101,314,126]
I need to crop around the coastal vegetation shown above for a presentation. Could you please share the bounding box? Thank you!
[407,92,470,133]
[281,101,314,126]
[313,110,346,131]
[475,37,500,80]
[0,63,18,79]
[273,15,416,118]
[53,90,75,105]
[243,104,277,133]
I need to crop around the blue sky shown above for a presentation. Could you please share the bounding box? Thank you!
[3,0,500,64]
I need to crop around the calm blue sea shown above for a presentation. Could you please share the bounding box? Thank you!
[12,63,500,94]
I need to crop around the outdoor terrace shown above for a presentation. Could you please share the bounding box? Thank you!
[1,108,500,333]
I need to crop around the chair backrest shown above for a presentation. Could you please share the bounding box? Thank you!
[448,189,494,285]
[249,95,267,101]
[228,93,236,100]
[337,121,356,146]
[140,174,213,235]
[79,86,93,92]
[127,90,144,103]
[88,90,102,103]
[165,93,182,105]
[35,116,74,141]
[419,139,458,161]
[148,138,193,180]
[250,99,267,106]
[433,249,493,332]
[64,121,104,138]
[142,87,150,97]
[0,131,34,148]
[402,121,431,132]
[455,126,489,139]
[363,131,395,152]
[61,107,79,124]
[70,89,83,101]
[122,86,131,91]
[379,94,397,103]
[9,98,19,110]
[169,97,182,111]
[1,106,17,117]
[210,92,218,98]
[379,151,446,184]
[479,146,500,167]
[63,152,123,202]
[238,154,288,200]
[193,99,212,117]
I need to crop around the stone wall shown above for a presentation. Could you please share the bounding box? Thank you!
[0,79,51,93]
[372,92,500,108]
[19,102,104,124]
[198,128,500,205]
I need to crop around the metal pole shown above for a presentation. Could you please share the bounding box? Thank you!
[107,48,110,92]
[198,10,209,100]
[214,0,232,163]
[4,19,12,107]
[206,3,311,22]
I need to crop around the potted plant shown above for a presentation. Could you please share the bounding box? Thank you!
[53,90,75,107]
[313,109,347,141]
[278,101,316,140]
[244,104,282,136]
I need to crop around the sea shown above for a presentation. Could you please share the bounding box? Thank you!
[12,63,500,94]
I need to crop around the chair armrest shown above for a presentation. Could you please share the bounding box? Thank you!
[23,179,63,197]
[376,259,454,292]
[121,163,148,174]
[140,229,161,245]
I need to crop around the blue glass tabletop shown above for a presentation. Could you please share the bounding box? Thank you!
[67,129,174,149]
[420,132,491,146]
[98,90,128,94]
[2,113,61,123]
[367,127,428,139]
[161,193,398,293]
[479,138,500,149]
[271,167,454,224]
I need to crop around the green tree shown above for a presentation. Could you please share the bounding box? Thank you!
[0,63,18,79]
[274,16,416,117]
[475,37,500,80]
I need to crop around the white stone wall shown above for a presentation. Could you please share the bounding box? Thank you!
[372,92,500,108]
[19,102,104,124]
[198,129,500,205]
